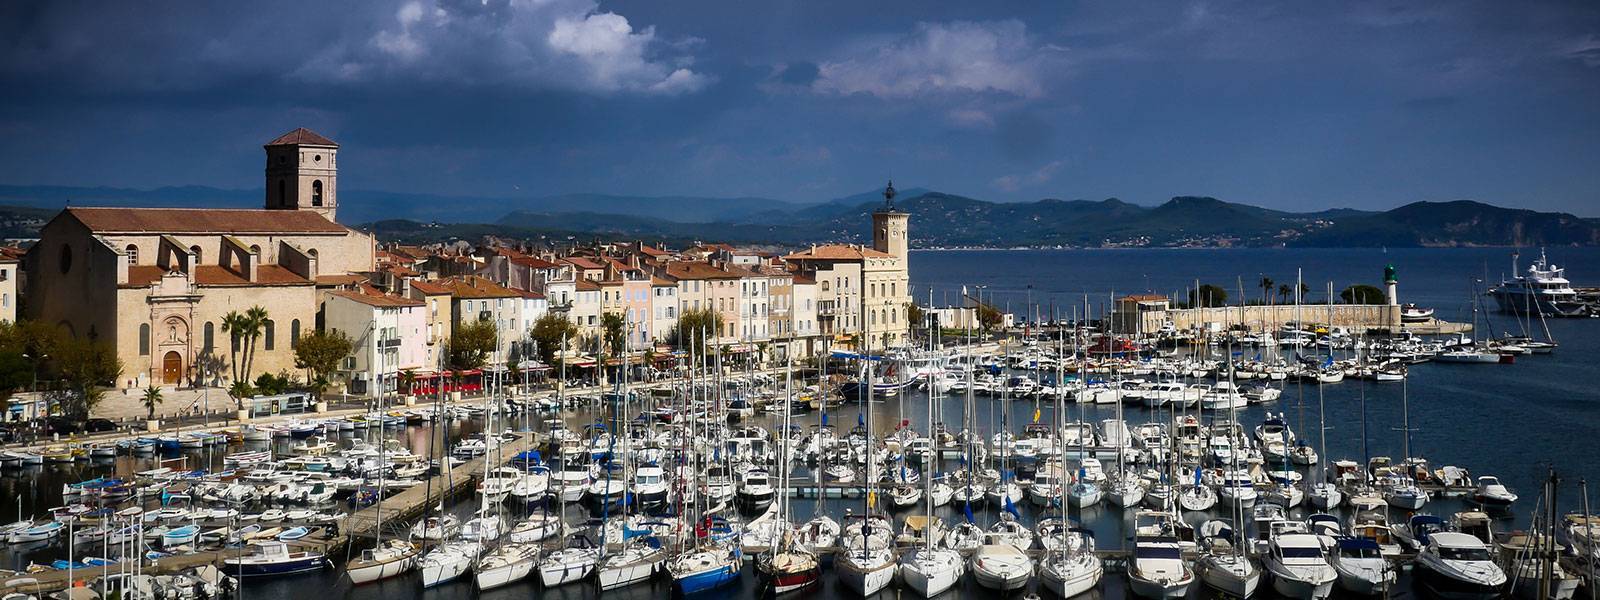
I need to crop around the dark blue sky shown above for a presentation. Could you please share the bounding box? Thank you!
[2,1,1597,213]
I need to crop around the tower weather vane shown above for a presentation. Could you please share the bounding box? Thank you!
[883,179,896,209]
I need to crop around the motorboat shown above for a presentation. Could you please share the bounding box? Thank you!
[1128,512,1195,598]
[1496,531,1580,600]
[223,541,327,577]
[1329,537,1393,596]
[1413,531,1507,600]
[1470,476,1517,509]
[1394,514,1447,552]
[1262,526,1336,599]
[1487,249,1588,317]
[1194,520,1260,598]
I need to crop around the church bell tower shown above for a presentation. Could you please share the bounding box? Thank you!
[264,127,340,222]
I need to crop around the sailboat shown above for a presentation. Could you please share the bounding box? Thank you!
[899,329,966,598]
[1038,323,1106,597]
[472,358,540,592]
[666,327,742,596]
[757,351,821,595]
[1196,296,1263,597]
[346,421,419,584]
[598,321,667,591]
[1307,279,1343,510]
[835,342,899,596]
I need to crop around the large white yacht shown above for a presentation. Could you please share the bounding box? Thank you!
[1487,249,1586,317]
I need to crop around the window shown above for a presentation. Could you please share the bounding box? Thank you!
[311,180,324,206]
[821,281,830,291]
[203,322,214,353]
[139,324,150,356]
[891,282,897,296]
[250,244,261,257]
[125,245,138,265]
[290,319,301,347]
[58,244,72,274]
[264,319,276,351]
[190,245,202,264]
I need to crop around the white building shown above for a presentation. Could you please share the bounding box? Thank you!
[325,286,427,399]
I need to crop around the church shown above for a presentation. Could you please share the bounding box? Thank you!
[24,128,376,389]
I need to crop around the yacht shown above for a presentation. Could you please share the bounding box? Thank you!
[835,545,897,596]
[1038,528,1103,598]
[899,546,964,597]
[1470,475,1518,509]
[345,539,420,584]
[1262,525,1337,599]
[1487,249,1587,317]
[1128,511,1195,599]
[1194,520,1260,598]
[1413,532,1507,600]
[1329,537,1393,595]
[598,542,666,591]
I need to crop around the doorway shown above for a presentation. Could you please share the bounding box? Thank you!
[162,351,182,385]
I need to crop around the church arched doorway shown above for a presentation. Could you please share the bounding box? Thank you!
[162,352,182,385]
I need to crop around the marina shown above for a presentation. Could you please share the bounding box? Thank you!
[0,248,1596,600]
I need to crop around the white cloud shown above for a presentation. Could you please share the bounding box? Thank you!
[946,108,995,129]
[297,0,710,95]
[812,20,1061,99]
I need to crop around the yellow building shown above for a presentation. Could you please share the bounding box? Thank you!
[23,128,375,389]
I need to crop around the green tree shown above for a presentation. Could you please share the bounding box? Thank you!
[399,368,417,397]
[672,307,721,355]
[1186,284,1229,308]
[228,380,255,406]
[142,385,163,421]
[1258,276,1275,305]
[0,350,33,403]
[1277,283,1293,304]
[55,338,123,420]
[292,329,353,402]
[253,371,292,396]
[448,319,498,373]
[976,304,1003,332]
[1340,284,1387,304]
[529,314,578,365]
[600,312,626,356]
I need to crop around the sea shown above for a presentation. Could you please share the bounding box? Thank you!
[2,247,1597,599]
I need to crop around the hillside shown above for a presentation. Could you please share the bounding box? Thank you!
[1289,200,1600,247]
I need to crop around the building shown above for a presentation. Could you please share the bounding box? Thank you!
[325,285,426,398]
[0,251,18,323]
[406,279,454,369]
[23,128,376,389]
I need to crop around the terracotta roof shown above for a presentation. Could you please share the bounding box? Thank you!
[562,257,604,270]
[792,274,817,285]
[331,285,423,308]
[66,207,347,234]
[265,127,338,147]
[783,244,892,261]
[124,265,311,287]
[636,245,671,257]
[510,255,560,269]
[651,276,676,286]
[439,275,518,299]
[1120,294,1168,301]
[664,261,746,281]
[408,279,452,295]
[575,279,601,291]
[515,289,546,300]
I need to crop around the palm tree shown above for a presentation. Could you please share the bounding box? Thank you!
[241,306,268,382]
[1258,276,1275,305]
[1277,283,1293,304]
[142,385,163,421]
[221,311,246,383]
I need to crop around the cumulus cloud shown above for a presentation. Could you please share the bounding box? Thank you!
[296,0,711,95]
[811,20,1062,99]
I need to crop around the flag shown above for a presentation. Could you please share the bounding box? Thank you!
[857,412,865,427]
[1004,494,1019,518]
[1323,356,1334,368]
[1194,467,1204,486]
[867,490,877,509]
[821,413,829,426]
[1033,406,1041,423]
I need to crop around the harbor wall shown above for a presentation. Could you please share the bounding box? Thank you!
[1127,304,1403,333]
